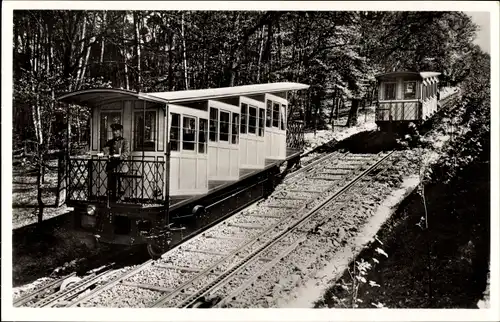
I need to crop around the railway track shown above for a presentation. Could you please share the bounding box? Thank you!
[16,150,395,308]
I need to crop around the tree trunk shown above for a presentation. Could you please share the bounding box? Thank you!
[257,25,265,83]
[36,163,45,223]
[99,12,107,73]
[134,12,142,91]
[77,36,94,90]
[181,12,189,90]
[265,20,273,82]
[74,16,87,90]
[347,99,360,127]
[123,13,130,90]
[167,16,173,91]
[329,88,337,125]
[36,142,45,223]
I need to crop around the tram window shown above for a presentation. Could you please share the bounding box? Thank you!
[209,107,218,142]
[219,111,230,142]
[272,103,280,128]
[170,113,180,152]
[183,116,196,151]
[248,106,257,134]
[280,104,286,130]
[404,82,416,99]
[231,113,239,144]
[99,112,121,151]
[258,108,265,136]
[266,100,272,127]
[134,111,156,151]
[240,103,248,134]
[384,83,396,100]
[198,118,207,154]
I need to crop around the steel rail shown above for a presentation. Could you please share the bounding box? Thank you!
[56,151,382,308]
[176,151,395,308]
[214,156,398,307]
[13,273,77,307]
[150,153,384,307]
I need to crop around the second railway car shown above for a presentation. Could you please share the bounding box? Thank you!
[375,71,442,132]
[58,82,309,257]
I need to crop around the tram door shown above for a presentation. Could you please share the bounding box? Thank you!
[265,93,287,160]
[239,97,266,169]
[207,100,240,181]
[168,104,209,196]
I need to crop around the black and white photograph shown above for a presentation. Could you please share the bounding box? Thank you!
[2,1,499,321]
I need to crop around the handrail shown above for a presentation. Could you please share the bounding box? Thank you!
[67,158,166,204]
[378,99,419,103]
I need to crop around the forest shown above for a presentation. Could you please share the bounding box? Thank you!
[13,10,485,149]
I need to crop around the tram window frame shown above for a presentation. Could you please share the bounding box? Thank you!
[231,113,239,144]
[134,110,157,151]
[384,82,397,100]
[209,107,218,142]
[182,115,197,152]
[258,108,265,136]
[170,113,181,152]
[198,118,208,154]
[219,110,230,142]
[99,111,122,152]
[266,100,272,127]
[404,81,417,99]
[240,103,248,134]
[248,105,257,134]
[280,104,286,130]
[272,102,280,128]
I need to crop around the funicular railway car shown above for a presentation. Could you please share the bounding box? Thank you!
[58,82,309,258]
[375,71,442,132]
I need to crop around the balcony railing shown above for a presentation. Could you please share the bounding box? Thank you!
[286,120,305,150]
[68,157,166,204]
[376,100,421,122]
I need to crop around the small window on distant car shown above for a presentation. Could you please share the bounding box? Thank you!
[384,83,396,100]
[404,81,417,99]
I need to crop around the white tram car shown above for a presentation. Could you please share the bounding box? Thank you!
[58,82,309,256]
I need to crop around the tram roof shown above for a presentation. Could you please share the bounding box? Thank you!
[375,71,441,81]
[57,82,310,107]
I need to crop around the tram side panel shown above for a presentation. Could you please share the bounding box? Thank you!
[239,96,266,169]
[168,104,209,196]
[264,93,288,161]
[207,100,240,182]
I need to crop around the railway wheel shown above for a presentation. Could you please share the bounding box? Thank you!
[60,276,82,291]
[146,243,164,259]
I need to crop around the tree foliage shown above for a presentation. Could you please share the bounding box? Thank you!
[12,10,484,141]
